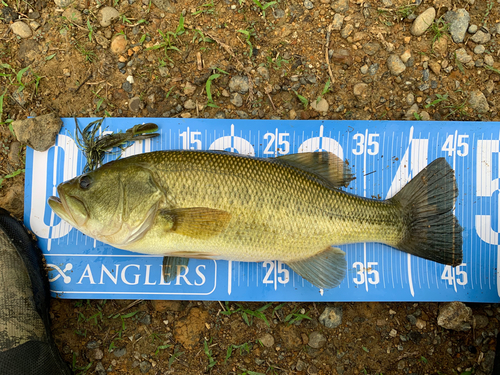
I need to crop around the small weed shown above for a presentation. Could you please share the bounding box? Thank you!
[225,342,252,363]
[362,346,369,353]
[284,308,312,325]
[316,78,331,104]
[175,13,185,36]
[420,356,428,364]
[206,73,220,108]
[168,347,184,368]
[485,65,500,75]
[192,0,216,15]
[74,329,87,337]
[425,93,449,108]
[396,4,416,20]
[154,344,171,355]
[45,53,57,61]
[237,28,255,56]
[192,29,213,44]
[119,14,132,24]
[86,19,94,42]
[146,30,180,62]
[293,90,309,110]
[221,302,271,327]
[203,338,217,370]
[251,0,277,19]
[266,53,289,70]
[430,17,449,51]
[75,43,96,63]
[482,0,494,27]
[72,353,92,375]
[413,112,422,120]
[454,52,465,74]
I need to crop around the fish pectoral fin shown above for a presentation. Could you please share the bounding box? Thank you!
[286,246,346,289]
[162,256,190,283]
[160,207,231,239]
[277,152,355,188]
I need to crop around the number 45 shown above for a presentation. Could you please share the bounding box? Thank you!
[441,263,467,286]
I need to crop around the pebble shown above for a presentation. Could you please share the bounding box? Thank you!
[368,63,379,75]
[184,82,196,96]
[332,14,344,31]
[473,315,489,329]
[341,24,354,39]
[159,66,169,77]
[229,76,249,94]
[180,112,192,118]
[437,302,473,331]
[273,9,285,18]
[289,109,297,119]
[54,0,74,7]
[257,66,269,81]
[400,50,411,63]
[474,45,485,54]
[484,55,494,66]
[331,0,349,13]
[353,82,368,97]
[122,81,132,92]
[236,110,248,119]
[387,54,406,75]
[360,65,369,74]
[140,361,152,373]
[406,103,419,118]
[99,7,120,27]
[94,349,104,360]
[11,21,32,38]
[184,99,196,110]
[87,340,100,349]
[259,333,274,348]
[62,7,83,24]
[415,319,427,329]
[311,98,329,112]
[12,113,62,152]
[471,30,491,44]
[468,91,489,114]
[111,34,128,54]
[296,359,307,371]
[468,24,478,34]
[422,69,430,81]
[129,97,142,112]
[7,141,21,165]
[113,347,127,357]
[389,329,398,337]
[363,42,380,56]
[230,92,243,107]
[429,60,441,75]
[319,306,342,329]
[444,9,470,43]
[411,7,436,37]
[215,111,226,119]
[95,362,106,375]
[455,48,472,63]
[308,331,326,348]
[406,93,415,105]
[139,314,151,325]
[304,0,313,10]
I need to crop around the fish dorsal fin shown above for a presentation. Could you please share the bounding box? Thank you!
[277,152,354,188]
[159,207,231,239]
[286,246,347,289]
[162,256,190,283]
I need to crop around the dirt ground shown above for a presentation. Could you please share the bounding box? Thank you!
[1,0,500,374]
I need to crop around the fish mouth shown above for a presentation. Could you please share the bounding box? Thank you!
[48,194,89,227]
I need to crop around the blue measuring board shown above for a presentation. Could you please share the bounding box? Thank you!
[23,118,500,302]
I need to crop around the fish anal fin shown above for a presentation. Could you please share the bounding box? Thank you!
[162,256,190,284]
[286,246,346,289]
[277,152,354,188]
[159,207,231,239]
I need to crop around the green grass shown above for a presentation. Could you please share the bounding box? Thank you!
[206,73,220,108]
[251,0,277,18]
[293,90,308,110]
[237,28,255,56]
[284,308,312,325]
[425,93,449,109]
[0,168,25,187]
[221,302,272,327]
[430,17,449,51]
[203,338,217,370]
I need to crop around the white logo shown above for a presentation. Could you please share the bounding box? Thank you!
[47,263,73,284]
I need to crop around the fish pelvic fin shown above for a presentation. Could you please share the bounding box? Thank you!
[286,246,346,289]
[162,256,190,283]
[277,152,355,188]
[391,157,463,266]
[160,207,231,239]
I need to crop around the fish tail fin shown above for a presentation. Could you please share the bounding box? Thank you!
[392,158,463,266]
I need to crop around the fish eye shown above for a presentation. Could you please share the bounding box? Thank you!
[79,175,92,190]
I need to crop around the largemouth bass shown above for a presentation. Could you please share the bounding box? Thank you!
[48,151,462,289]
